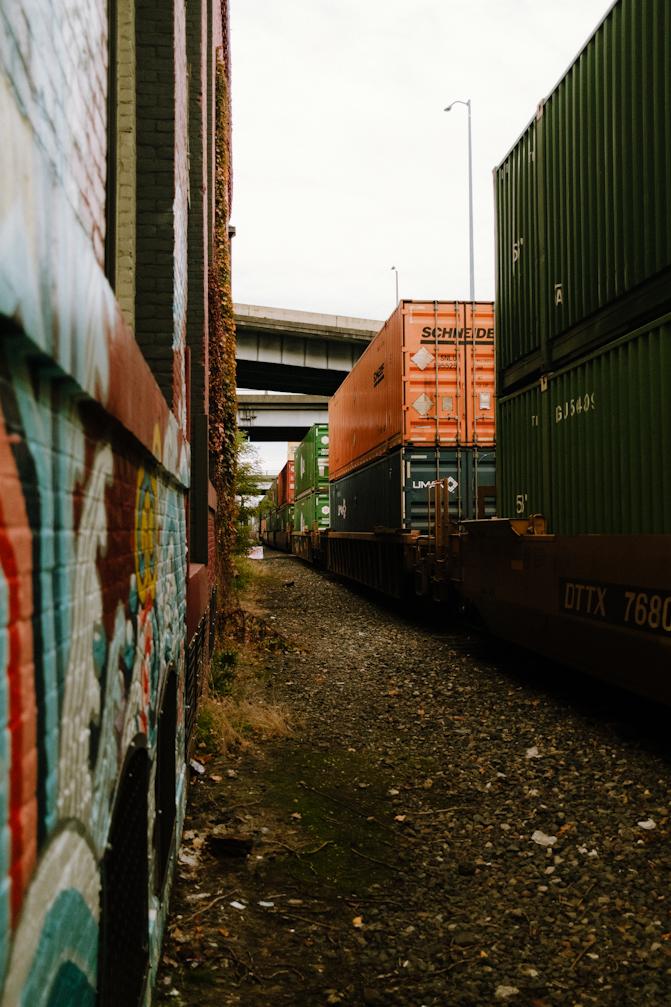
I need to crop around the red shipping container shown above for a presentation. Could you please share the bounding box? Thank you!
[329,301,495,480]
[276,460,295,506]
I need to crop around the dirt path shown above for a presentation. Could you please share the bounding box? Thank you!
[157,552,671,1006]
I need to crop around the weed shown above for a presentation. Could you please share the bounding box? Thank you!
[232,555,257,595]
[209,645,238,695]
[197,624,293,757]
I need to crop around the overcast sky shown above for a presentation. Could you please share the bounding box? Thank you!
[230,0,614,472]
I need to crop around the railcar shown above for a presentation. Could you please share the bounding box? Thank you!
[269,0,671,704]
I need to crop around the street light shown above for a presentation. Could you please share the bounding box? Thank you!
[444,98,474,301]
[391,265,399,305]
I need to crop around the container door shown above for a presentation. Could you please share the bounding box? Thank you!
[403,302,463,446]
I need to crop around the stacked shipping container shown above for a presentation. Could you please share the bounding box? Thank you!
[328,301,496,533]
[293,424,330,533]
[495,0,671,534]
[261,460,295,549]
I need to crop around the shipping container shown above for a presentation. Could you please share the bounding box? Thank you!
[498,311,671,534]
[263,502,294,550]
[495,0,671,389]
[328,301,495,481]
[276,460,295,507]
[329,446,495,535]
[294,424,329,499]
[294,490,330,533]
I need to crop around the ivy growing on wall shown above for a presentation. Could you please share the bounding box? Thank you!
[209,57,237,632]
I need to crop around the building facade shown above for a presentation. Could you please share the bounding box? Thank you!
[0,0,230,1001]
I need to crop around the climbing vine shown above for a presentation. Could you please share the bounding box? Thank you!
[209,54,237,633]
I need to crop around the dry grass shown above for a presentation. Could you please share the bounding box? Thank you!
[198,694,293,756]
[196,629,293,756]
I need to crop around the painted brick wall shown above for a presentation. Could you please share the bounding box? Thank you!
[0,324,189,1003]
[0,0,230,1003]
[0,0,108,267]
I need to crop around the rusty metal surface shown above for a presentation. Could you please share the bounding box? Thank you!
[455,521,671,703]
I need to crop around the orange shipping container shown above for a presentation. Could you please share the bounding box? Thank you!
[328,301,495,480]
[276,460,295,506]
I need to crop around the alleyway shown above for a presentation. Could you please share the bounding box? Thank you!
[158,552,671,1006]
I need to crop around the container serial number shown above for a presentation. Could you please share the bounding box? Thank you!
[623,591,671,633]
[555,392,595,424]
[561,579,671,638]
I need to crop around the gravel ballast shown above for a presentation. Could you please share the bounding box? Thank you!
[158,551,671,1006]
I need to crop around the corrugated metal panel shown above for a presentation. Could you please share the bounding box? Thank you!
[497,383,545,520]
[329,300,495,480]
[329,451,403,533]
[404,448,496,530]
[495,0,671,381]
[329,446,496,534]
[294,424,329,499]
[276,504,293,532]
[276,460,295,506]
[294,491,330,532]
[495,122,541,371]
[498,313,671,533]
[403,301,496,447]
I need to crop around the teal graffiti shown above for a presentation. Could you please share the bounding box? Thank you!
[20,890,98,1007]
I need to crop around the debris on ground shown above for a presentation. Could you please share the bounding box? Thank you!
[157,551,671,1006]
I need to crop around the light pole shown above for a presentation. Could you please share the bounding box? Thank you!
[391,265,399,305]
[444,98,474,301]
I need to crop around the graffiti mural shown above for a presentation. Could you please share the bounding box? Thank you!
[0,336,188,1005]
[0,0,229,999]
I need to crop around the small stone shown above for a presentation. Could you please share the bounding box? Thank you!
[531,830,557,847]
[453,931,478,947]
[495,985,519,999]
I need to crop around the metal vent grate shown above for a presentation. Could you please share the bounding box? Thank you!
[154,670,177,894]
[185,610,208,753]
[98,749,149,1007]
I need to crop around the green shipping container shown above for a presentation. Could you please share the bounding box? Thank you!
[498,312,671,533]
[294,491,330,533]
[277,503,293,533]
[294,424,329,499]
[495,0,671,387]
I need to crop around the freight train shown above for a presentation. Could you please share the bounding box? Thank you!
[261,0,671,705]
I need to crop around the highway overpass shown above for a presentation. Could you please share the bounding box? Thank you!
[238,393,329,441]
[235,303,381,396]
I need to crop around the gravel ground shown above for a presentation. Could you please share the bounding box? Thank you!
[158,550,671,1006]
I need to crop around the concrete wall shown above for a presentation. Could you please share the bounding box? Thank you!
[0,0,227,1001]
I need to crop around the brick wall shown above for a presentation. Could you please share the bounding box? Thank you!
[0,0,230,1002]
[113,0,137,328]
[0,0,108,267]
[134,0,179,411]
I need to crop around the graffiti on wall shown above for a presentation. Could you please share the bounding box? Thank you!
[0,338,187,1005]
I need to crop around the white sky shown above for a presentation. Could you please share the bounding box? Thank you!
[230,0,614,474]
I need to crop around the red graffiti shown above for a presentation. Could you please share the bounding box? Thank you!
[0,422,37,926]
